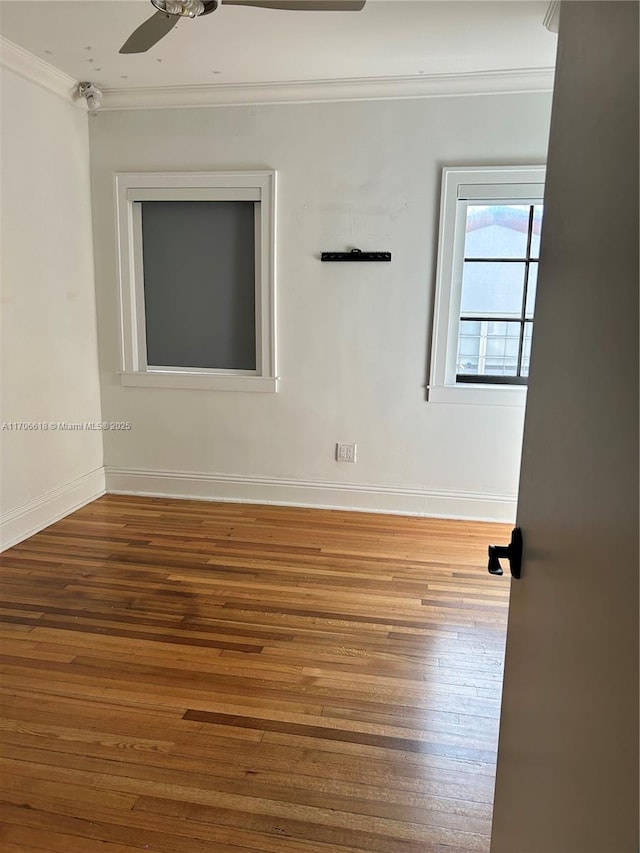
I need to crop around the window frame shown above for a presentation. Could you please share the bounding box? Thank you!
[428,166,545,406]
[115,170,277,392]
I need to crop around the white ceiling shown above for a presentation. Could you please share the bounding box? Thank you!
[0,0,556,91]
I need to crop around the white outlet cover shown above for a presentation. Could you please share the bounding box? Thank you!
[336,443,357,463]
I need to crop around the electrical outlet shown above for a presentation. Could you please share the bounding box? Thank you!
[336,442,357,463]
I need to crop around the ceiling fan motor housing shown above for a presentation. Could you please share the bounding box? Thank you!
[151,0,207,17]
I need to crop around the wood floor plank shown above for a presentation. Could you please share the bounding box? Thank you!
[0,494,510,851]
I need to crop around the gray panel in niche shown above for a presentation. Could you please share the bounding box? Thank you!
[141,200,256,371]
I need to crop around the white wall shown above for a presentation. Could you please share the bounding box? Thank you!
[90,92,552,520]
[0,67,104,549]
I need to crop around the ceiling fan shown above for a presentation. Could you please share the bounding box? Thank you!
[120,0,366,54]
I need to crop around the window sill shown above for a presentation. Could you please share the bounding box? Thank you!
[119,371,278,393]
[427,384,527,406]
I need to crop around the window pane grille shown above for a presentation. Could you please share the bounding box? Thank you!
[464,205,530,258]
[525,262,538,318]
[530,205,543,259]
[460,262,526,318]
[457,320,521,378]
[521,322,534,377]
[457,203,542,384]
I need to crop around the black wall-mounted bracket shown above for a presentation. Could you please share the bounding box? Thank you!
[321,249,391,262]
[488,527,523,579]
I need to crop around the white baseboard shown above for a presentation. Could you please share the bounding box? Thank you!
[105,467,516,523]
[1,467,106,552]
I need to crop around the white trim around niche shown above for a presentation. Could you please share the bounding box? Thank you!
[114,170,277,393]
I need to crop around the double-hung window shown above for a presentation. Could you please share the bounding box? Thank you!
[115,171,276,392]
[429,166,545,405]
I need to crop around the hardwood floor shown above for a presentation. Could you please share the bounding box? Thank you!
[0,495,511,853]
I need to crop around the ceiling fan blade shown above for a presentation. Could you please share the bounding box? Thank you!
[221,1,366,10]
[119,11,179,54]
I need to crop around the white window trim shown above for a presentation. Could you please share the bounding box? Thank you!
[115,170,277,392]
[428,166,545,406]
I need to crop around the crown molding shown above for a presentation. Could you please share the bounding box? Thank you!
[543,1,560,34]
[0,36,84,108]
[100,67,555,111]
[0,35,554,113]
